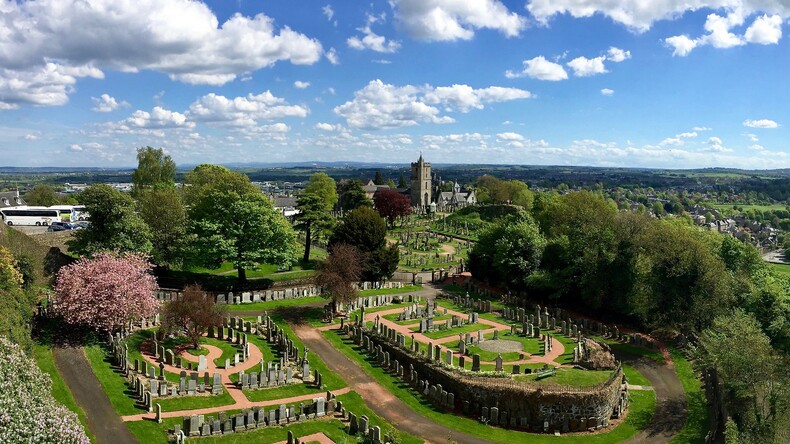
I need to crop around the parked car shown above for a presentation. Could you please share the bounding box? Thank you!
[48,221,78,232]
[75,221,91,229]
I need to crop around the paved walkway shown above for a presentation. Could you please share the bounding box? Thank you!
[53,346,138,444]
[293,323,494,444]
[274,432,335,444]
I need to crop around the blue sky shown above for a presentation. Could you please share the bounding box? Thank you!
[0,0,787,168]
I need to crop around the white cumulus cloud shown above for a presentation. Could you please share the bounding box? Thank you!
[334,80,531,129]
[665,35,698,56]
[390,0,526,41]
[567,56,607,77]
[294,81,311,89]
[0,0,323,107]
[505,56,568,81]
[744,119,779,128]
[606,47,632,62]
[745,14,783,44]
[91,94,129,112]
[601,88,614,96]
[188,91,309,127]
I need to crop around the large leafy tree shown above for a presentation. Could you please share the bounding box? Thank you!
[315,243,362,313]
[694,310,787,443]
[69,184,152,256]
[131,146,176,197]
[336,179,372,212]
[469,213,546,290]
[183,164,258,206]
[54,253,159,331]
[0,246,35,351]
[137,188,187,267]
[0,337,90,444]
[329,206,398,282]
[189,192,297,281]
[160,284,226,348]
[295,173,337,262]
[373,188,412,227]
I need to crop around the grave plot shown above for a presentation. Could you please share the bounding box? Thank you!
[394,229,472,271]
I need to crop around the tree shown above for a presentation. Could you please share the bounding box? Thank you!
[0,336,90,444]
[329,206,398,282]
[694,310,785,442]
[295,173,338,262]
[54,253,159,331]
[469,214,546,290]
[336,179,372,212]
[24,184,63,206]
[183,164,258,206]
[373,188,412,227]
[137,187,187,267]
[398,173,407,188]
[314,244,362,313]
[373,171,385,185]
[68,184,152,256]
[0,246,35,351]
[188,192,297,281]
[131,146,176,197]
[160,284,226,348]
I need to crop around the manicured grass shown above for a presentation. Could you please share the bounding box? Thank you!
[415,322,489,339]
[358,284,422,296]
[591,334,666,364]
[84,342,236,416]
[769,262,790,278]
[126,392,424,444]
[225,296,326,312]
[156,389,235,412]
[382,312,452,325]
[514,368,613,386]
[670,349,708,444]
[323,329,657,443]
[623,364,652,386]
[201,337,242,368]
[354,301,414,315]
[242,383,326,402]
[33,344,96,443]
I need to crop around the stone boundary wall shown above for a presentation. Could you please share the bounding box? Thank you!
[156,281,409,305]
[346,324,628,433]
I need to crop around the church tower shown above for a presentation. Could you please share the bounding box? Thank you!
[410,154,431,208]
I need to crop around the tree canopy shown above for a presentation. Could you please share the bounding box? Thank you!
[160,284,225,348]
[183,164,258,206]
[24,184,72,206]
[329,206,398,282]
[315,243,362,312]
[131,146,176,196]
[373,188,412,227]
[137,187,187,267]
[68,184,152,256]
[337,179,372,212]
[188,192,297,281]
[295,173,337,262]
[54,253,159,331]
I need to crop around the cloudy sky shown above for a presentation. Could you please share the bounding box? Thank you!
[1,0,788,168]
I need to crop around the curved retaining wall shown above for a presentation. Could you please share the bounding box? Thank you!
[346,324,628,433]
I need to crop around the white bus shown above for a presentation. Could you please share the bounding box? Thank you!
[46,205,88,221]
[0,207,60,226]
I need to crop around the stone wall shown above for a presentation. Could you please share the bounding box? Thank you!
[346,324,628,433]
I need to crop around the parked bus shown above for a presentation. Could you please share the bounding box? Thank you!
[0,207,60,226]
[45,205,88,222]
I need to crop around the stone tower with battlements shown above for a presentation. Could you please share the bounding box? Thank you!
[410,154,431,208]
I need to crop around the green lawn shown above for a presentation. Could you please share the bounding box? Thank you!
[33,344,96,443]
[623,364,652,386]
[514,368,613,386]
[83,342,237,416]
[414,322,489,339]
[125,392,423,444]
[202,337,243,368]
[323,329,657,443]
[225,296,326,312]
[769,262,790,278]
[669,349,708,444]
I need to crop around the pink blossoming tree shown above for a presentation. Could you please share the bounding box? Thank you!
[54,253,159,331]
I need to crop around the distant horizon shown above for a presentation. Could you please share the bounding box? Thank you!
[0,1,787,169]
